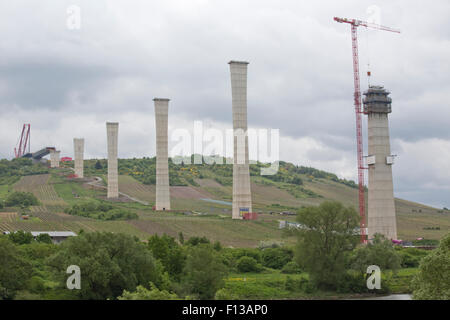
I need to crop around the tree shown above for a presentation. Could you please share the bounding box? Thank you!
[182,244,228,299]
[8,230,34,245]
[47,232,162,300]
[412,233,450,300]
[36,233,53,244]
[94,160,103,170]
[261,248,293,269]
[5,191,39,207]
[294,201,359,290]
[178,232,184,244]
[186,236,210,246]
[118,282,179,300]
[281,261,303,274]
[0,238,32,299]
[236,256,262,273]
[350,233,401,274]
[147,234,186,280]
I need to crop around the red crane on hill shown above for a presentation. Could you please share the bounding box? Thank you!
[14,124,31,158]
[334,17,400,243]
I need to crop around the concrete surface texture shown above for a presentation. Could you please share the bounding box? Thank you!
[106,122,119,198]
[229,61,252,219]
[364,86,397,240]
[50,150,60,168]
[154,98,171,210]
[73,138,84,178]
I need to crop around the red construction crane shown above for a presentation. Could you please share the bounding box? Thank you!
[334,17,400,243]
[14,124,31,158]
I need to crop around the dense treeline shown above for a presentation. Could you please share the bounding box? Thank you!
[0,191,39,209]
[1,205,441,300]
[0,158,48,185]
[77,156,359,192]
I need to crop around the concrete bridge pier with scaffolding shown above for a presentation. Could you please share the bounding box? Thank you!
[364,85,397,240]
[106,122,119,198]
[229,60,252,219]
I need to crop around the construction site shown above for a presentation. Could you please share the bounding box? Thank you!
[0,12,448,248]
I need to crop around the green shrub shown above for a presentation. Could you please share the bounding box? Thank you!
[281,261,302,274]
[412,233,450,299]
[335,272,368,294]
[36,233,52,244]
[284,276,314,293]
[118,282,179,300]
[215,288,239,300]
[397,248,429,268]
[185,236,210,246]
[5,191,39,207]
[236,256,262,273]
[8,231,34,245]
[64,202,138,220]
[261,248,293,269]
[27,276,46,294]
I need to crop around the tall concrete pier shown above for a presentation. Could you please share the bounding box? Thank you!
[50,150,60,168]
[229,60,252,219]
[154,98,171,210]
[363,85,397,240]
[106,122,119,198]
[73,138,84,178]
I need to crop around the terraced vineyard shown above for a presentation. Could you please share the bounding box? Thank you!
[118,175,155,203]
[14,174,66,206]
[0,212,17,232]
[1,163,448,246]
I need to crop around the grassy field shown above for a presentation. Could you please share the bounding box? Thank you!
[222,267,418,299]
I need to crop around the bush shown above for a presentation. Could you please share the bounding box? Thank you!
[336,272,375,294]
[215,288,239,300]
[46,232,162,300]
[8,231,34,245]
[185,236,210,246]
[0,238,32,299]
[261,248,293,269]
[181,244,228,299]
[5,191,39,207]
[397,248,429,268]
[412,233,450,299]
[350,233,401,274]
[147,234,186,280]
[65,202,138,220]
[118,282,179,300]
[281,261,302,274]
[236,256,262,273]
[27,276,46,294]
[284,276,314,293]
[36,233,52,244]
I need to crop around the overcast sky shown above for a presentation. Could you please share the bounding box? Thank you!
[0,1,449,208]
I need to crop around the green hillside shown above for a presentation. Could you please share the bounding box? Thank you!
[0,157,449,247]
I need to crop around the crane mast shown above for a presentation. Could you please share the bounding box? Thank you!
[14,124,31,158]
